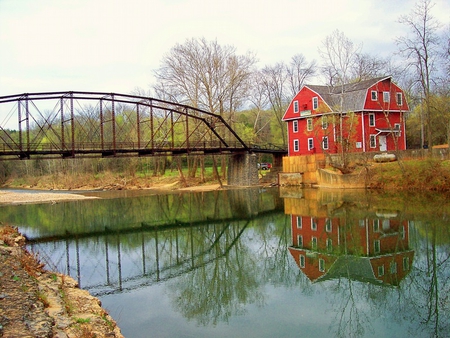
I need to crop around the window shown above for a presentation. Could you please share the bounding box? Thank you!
[297,235,303,248]
[394,123,401,130]
[370,135,376,148]
[403,257,410,271]
[396,92,403,106]
[293,100,299,113]
[313,97,318,110]
[308,138,314,151]
[325,219,332,232]
[400,226,405,240]
[293,139,299,152]
[307,118,313,131]
[296,216,302,228]
[300,255,305,268]
[390,262,397,274]
[373,219,380,232]
[369,113,375,127]
[319,258,325,272]
[322,136,329,150]
[321,115,328,129]
[311,237,317,249]
[311,218,317,231]
[383,91,390,103]
[378,265,385,277]
[374,240,381,254]
[293,120,298,133]
[326,239,333,251]
[371,90,377,101]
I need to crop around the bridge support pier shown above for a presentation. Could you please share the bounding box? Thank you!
[227,153,259,186]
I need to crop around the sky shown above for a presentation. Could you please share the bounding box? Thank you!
[0,0,449,97]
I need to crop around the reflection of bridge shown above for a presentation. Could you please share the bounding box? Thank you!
[27,213,275,296]
[22,187,284,295]
[0,92,286,159]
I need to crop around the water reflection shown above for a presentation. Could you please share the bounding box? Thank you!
[287,203,414,286]
[282,188,450,337]
[3,187,449,337]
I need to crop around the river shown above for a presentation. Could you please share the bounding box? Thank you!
[1,187,449,338]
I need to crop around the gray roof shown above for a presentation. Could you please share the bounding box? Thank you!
[306,76,390,112]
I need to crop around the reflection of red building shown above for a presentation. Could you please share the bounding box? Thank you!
[288,214,414,286]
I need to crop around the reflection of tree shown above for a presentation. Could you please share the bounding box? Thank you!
[328,279,371,338]
[402,220,450,337]
[165,212,302,326]
[166,221,264,325]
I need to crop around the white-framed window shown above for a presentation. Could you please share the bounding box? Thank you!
[313,97,319,110]
[378,265,385,277]
[374,240,381,254]
[297,235,303,248]
[394,123,401,130]
[383,91,390,103]
[400,226,405,240]
[321,115,328,129]
[396,92,403,106]
[371,90,377,101]
[319,258,325,272]
[325,219,332,232]
[322,136,329,150]
[369,113,375,127]
[308,138,314,151]
[307,118,313,131]
[300,254,305,268]
[373,219,380,232]
[370,135,376,148]
[326,238,332,251]
[403,257,410,271]
[293,100,299,113]
[296,216,302,228]
[390,262,397,274]
[311,218,317,231]
[293,120,298,133]
[311,237,318,249]
[293,139,299,152]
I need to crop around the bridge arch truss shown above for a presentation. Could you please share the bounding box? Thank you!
[0,91,250,159]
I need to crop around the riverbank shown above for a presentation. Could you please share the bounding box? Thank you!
[0,225,124,337]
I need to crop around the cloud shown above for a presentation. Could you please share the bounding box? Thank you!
[1,0,449,98]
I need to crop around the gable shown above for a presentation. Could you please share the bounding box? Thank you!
[364,78,410,111]
[282,86,332,121]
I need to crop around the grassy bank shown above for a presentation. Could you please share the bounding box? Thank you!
[367,159,450,192]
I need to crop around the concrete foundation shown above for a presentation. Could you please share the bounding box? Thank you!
[227,153,259,186]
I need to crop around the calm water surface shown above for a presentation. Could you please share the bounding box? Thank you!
[1,187,449,338]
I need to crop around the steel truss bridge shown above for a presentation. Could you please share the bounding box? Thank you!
[0,91,286,160]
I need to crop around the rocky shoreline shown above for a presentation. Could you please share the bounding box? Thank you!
[0,226,124,338]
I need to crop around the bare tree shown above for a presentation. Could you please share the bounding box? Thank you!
[153,37,257,120]
[260,63,290,146]
[351,53,391,82]
[286,54,317,98]
[318,29,362,87]
[396,0,442,149]
[318,30,362,173]
[248,71,271,143]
